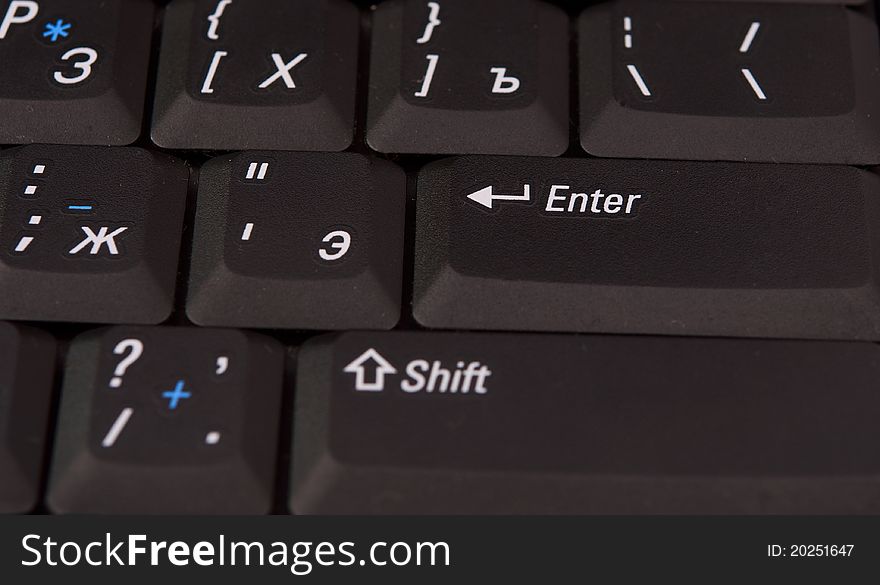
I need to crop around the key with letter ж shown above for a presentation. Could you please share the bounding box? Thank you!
[0,145,188,324]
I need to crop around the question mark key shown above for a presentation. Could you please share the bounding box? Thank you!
[46,326,284,514]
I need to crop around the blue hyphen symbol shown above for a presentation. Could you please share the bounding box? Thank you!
[43,19,72,43]
[162,380,192,410]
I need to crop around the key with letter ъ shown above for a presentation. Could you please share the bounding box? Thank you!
[151,0,359,151]
[47,326,284,514]
[0,322,56,514]
[291,331,880,514]
[579,0,880,164]
[366,0,569,156]
[0,145,189,324]
[186,151,406,330]
[0,0,154,145]
[414,156,880,340]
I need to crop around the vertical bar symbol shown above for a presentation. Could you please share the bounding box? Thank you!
[241,222,254,241]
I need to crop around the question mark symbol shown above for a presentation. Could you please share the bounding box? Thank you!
[109,339,144,389]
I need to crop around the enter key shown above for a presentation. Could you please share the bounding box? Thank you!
[413,156,880,340]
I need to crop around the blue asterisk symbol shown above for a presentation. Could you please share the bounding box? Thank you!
[43,19,72,43]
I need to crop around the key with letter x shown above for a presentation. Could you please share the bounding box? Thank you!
[0,145,188,324]
[47,326,284,514]
[151,0,359,151]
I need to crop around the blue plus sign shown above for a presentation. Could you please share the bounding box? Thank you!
[162,380,191,410]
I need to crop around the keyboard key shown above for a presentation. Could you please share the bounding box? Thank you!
[366,0,569,155]
[579,1,880,163]
[0,145,188,324]
[0,322,56,513]
[151,0,359,151]
[47,326,284,514]
[291,331,880,514]
[186,152,405,330]
[414,156,880,339]
[0,0,154,145]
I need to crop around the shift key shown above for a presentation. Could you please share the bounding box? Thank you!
[414,156,880,339]
[290,332,880,514]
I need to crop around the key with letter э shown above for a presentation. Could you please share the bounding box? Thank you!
[186,151,406,330]
[290,331,880,514]
[414,156,880,340]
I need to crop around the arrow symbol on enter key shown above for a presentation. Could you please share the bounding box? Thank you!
[466,185,531,210]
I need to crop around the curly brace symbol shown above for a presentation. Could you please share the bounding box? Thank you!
[416,2,441,44]
[207,0,232,41]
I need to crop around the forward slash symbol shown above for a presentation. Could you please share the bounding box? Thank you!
[740,22,761,53]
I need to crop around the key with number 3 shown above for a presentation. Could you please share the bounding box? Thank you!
[0,0,155,145]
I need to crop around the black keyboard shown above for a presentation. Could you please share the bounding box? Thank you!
[2,0,880,515]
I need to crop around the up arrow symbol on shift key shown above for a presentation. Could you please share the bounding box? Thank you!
[344,348,398,392]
